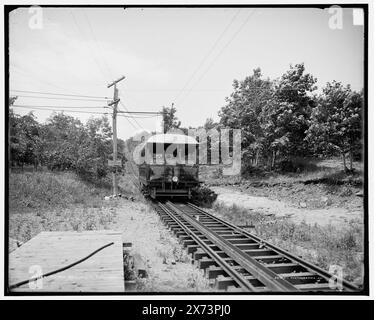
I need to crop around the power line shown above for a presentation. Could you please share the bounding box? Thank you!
[10,65,83,94]
[117,110,163,115]
[12,94,112,102]
[112,103,139,130]
[11,104,106,109]
[11,105,108,115]
[116,82,144,112]
[117,90,145,130]
[117,113,139,130]
[118,114,159,119]
[69,9,109,81]
[119,100,143,130]
[174,9,241,103]
[83,10,113,79]
[124,89,230,92]
[10,89,110,99]
[117,90,163,132]
[177,10,256,106]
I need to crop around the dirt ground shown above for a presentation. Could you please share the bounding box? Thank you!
[211,186,363,228]
[108,198,212,292]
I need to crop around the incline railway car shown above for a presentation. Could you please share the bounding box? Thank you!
[138,133,200,199]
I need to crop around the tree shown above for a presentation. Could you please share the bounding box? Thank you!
[42,113,85,171]
[219,64,321,171]
[9,109,42,169]
[9,108,119,180]
[219,68,275,167]
[9,96,18,106]
[78,116,113,179]
[162,104,181,133]
[305,81,362,171]
[204,118,218,131]
[41,113,115,180]
[271,63,317,157]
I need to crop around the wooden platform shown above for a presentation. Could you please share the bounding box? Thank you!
[9,230,124,293]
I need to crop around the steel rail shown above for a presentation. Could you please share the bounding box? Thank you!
[165,201,299,292]
[156,202,257,291]
[186,202,360,292]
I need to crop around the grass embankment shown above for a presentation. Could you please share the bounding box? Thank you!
[202,159,363,211]
[9,171,118,244]
[211,202,364,286]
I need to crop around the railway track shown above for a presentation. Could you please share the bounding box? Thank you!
[154,201,360,293]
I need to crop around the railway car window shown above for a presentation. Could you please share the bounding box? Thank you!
[154,143,165,164]
[164,144,177,157]
[164,143,179,164]
[186,144,197,165]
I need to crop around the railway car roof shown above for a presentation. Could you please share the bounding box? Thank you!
[146,134,198,145]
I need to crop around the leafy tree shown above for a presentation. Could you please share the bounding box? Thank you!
[305,81,362,171]
[78,116,113,179]
[220,68,274,167]
[9,108,124,181]
[42,113,85,171]
[270,63,317,158]
[9,109,42,169]
[43,113,116,180]
[217,64,363,174]
[162,104,181,133]
[246,63,317,169]
[9,96,18,106]
[204,118,218,131]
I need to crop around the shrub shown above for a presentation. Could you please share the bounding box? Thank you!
[191,185,218,208]
[276,158,320,173]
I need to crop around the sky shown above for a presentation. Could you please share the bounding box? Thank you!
[9,6,364,140]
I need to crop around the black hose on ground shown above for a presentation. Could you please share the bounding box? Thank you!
[9,241,115,290]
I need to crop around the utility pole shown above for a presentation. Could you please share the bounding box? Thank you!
[107,75,125,197]
[107,74,164,196]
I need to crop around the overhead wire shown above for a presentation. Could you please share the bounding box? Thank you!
[11,105,109,115]
[174,9,241,103]
[69,9,109,81]
[118,94,144,130]
[118,114,159,119]
[108,93,141,131]
[116,82,145,113]
[10,89,110,99]
[11,104,107,109]
[116,111,139,130]
[177,9,257,106]
[9,65,83,94]
[119,102,144,130]
[11,94,111,102]
[117,88,164,132]
[10,11,111,93]
[83,10,113,79]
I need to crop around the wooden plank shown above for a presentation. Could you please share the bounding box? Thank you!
[8,230,124,292]
[295,283,332,291]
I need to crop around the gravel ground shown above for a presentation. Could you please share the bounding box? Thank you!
[210,186,363,228]
[108,198,212,292]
